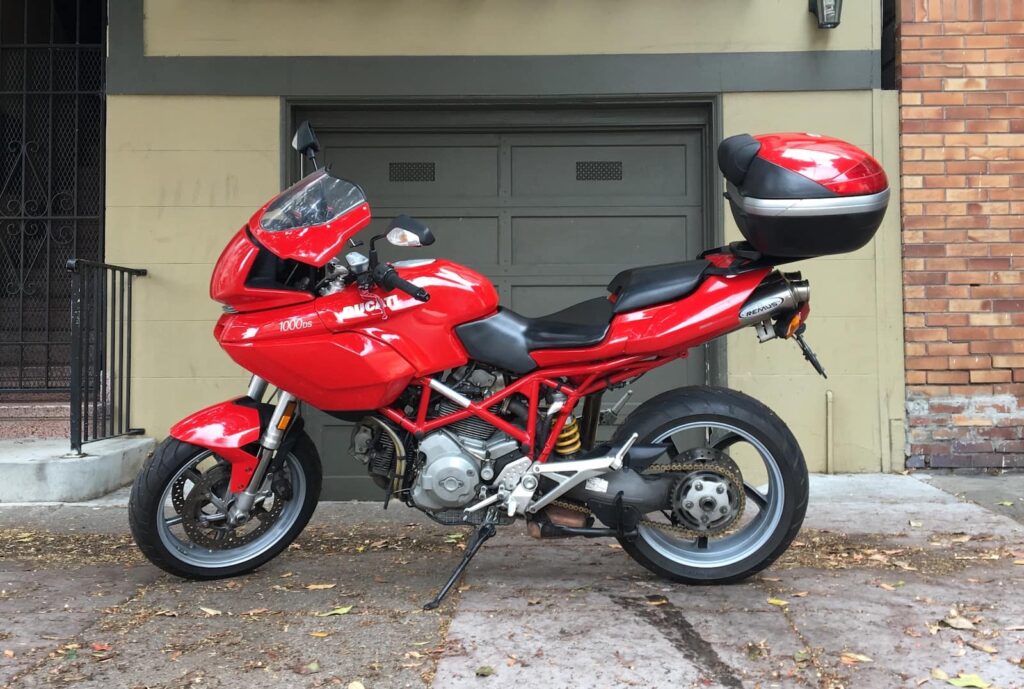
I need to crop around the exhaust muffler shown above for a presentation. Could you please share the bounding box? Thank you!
[737,273,810,326]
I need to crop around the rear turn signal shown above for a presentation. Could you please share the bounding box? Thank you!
[784,304,812,339]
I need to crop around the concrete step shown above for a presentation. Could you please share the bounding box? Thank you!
[0,436,154,502]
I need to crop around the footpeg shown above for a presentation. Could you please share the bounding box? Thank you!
[600,389,633,425]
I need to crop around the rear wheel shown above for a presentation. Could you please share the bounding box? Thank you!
[611,386,807,584]
[129,434,321,579]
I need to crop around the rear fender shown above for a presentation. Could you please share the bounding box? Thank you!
[169,398,273,492]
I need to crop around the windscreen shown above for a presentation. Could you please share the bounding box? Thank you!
[259,169,367,232]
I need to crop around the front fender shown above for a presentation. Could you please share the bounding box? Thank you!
[169,398,270,492]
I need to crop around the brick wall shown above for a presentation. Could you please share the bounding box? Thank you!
[900,0,1024,469]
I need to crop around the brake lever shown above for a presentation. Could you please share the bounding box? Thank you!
[793,325,827,379]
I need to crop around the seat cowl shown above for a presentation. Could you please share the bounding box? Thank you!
[607,259,711,313]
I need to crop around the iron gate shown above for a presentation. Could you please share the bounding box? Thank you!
[0,0,105,392]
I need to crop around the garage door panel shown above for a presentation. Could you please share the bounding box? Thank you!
[356,214,500,265]
[328,145,499,203]
[510,283,608,317]
[511,215,692,266]
[299,107,711,500]
[510,144,695,203]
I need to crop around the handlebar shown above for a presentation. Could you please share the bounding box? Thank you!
[372,264,430,302]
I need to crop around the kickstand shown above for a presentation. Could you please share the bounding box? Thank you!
[422,515,498,611]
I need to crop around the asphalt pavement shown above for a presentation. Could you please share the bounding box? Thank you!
[1,474,1022,689]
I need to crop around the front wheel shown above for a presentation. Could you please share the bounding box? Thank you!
[612,386,808,584]
[129,433,321,579]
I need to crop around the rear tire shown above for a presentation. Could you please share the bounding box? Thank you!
[611,386,807,584]
[129,434,321,579]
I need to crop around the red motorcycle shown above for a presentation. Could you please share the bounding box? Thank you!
[129,123,888,608]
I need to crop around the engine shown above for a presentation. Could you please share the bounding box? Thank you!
[350,365,525,515]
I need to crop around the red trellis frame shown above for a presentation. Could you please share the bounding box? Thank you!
[378,353,676,463]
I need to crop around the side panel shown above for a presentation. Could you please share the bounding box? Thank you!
[168,398,263,492]
[217,306,417,410]
[530,269,769,368]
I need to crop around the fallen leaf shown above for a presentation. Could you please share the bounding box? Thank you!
[199,606,222,617]
[476,665,495,677]
[294,660,321,675]
[607,543,622,550]
[1014,560,1024,566]
[90,643,111,652]
[3,650,13,658]
[966,640,997,654]
[154,609,178,617]
[645,595,668,606]
[909,520,923,528]
[347,682,365,689]
[995,501,1013,507]
[1005,624,1024,631]
[942,614,975,631]
[305,583,336,591]
[932,668,949,680]
[794,649,810,663]
[767,597,789,607]
[280,572,294,578]
[527,599,542,606]
[241,608,269,616]
[315,606,353,617]
[309,631,331,638]
[946,673,989,688]
[839,652,872,665]
[878,583,896,592]
[792,591,809,598]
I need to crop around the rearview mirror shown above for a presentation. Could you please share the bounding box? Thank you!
[386,215,435,247]
[291,121,321,160]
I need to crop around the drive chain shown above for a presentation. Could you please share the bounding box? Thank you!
[551,462,746,540]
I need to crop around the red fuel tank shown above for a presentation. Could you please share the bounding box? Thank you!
[316,259,499,377]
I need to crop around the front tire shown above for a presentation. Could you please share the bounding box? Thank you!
[612,386,807,584]
[129,434,321,579]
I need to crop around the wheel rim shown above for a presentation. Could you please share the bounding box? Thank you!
[155,451,307,569]
[637,420,785,569]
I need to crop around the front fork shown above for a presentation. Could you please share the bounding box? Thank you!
[228,376,298,526]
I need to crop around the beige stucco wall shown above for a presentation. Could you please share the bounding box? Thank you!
[143,0,878,56]
[723,90,905,473]
[108,91,904,473]
[106,96,280,436]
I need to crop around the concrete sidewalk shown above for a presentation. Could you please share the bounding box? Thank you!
[1,475,1022,689]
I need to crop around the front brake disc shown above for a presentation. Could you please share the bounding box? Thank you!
[180,465,285,549]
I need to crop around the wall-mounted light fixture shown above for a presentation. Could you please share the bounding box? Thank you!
[809,0,842,28]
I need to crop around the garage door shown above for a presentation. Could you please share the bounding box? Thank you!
[292,105,713,499]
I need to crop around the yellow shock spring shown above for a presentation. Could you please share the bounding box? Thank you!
[555,416,582,455]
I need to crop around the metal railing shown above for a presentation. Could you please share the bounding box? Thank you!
[67,259,147,455]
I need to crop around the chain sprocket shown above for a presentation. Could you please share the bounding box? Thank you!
[180,465,285,549]
[552,458,747,540]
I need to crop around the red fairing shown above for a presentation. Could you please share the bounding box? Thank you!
[754,133,888,196]
[169,399,261,492]
[248,200,372,267]
[215,259,497,410]
[217,304,416,410]
[210,227,313,311]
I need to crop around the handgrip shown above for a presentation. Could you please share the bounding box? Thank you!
[373,264,430,302]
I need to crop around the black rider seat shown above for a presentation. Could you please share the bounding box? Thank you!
[455,259,712,374]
